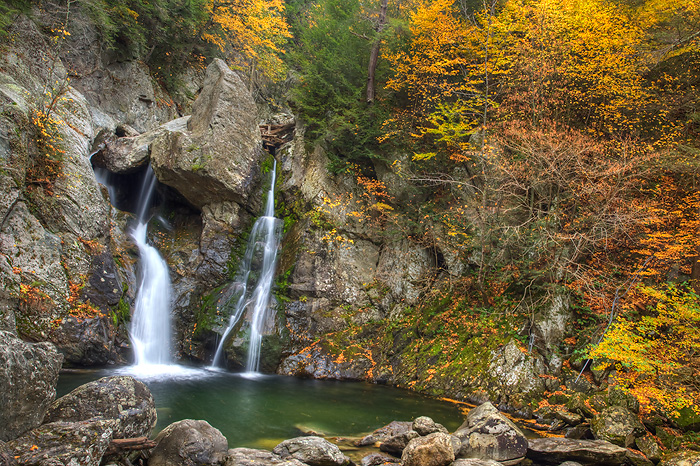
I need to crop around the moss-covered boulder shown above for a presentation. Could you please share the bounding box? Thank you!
[591,406,646,447]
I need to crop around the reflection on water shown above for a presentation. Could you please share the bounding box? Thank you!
[57,369,466,448]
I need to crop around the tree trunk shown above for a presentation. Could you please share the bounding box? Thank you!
[367,0,389,104]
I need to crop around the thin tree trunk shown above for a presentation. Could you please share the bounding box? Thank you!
[367,0,389,103]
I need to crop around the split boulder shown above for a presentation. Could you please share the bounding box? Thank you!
[273,436,350,466]
[149,419,229,466]
[453,402,528,464]
[44,375,156,439]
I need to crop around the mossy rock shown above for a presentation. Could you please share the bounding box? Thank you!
[607,385,639,414]
[672,406,700,432]
[591,406,646,447]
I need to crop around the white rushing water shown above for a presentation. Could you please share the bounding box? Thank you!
[212,161,282,373]
[129,167,174,369]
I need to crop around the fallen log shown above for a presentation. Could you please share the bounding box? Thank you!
[105,437,157,456]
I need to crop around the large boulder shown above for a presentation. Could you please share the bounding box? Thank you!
[149,419,229,466]
[401,432,456,466]
[487,341,547,401]
[273,436,350,466]
[453,402,528,463]
[526,438,629,465]
[379,430,420,456]
[0,331,63,441]
[44,375,156,439]
[92,118,189,174]
[357,421,413,447]
[151,58,263,209]
[591,406,646,447]
[412,416,448,436]
[3,419,118,466]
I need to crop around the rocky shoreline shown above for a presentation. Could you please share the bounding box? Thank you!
[2,357,699,466]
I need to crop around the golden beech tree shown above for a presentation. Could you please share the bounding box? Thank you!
[202,0,291,80]
[591,283,700,418]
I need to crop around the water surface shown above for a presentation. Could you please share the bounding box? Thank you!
[57,369,466,449]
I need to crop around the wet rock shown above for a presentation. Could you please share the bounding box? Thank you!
[401,432,455,466]
[658,451,700,466]
[412,416,448,436]
[0,331,63,441]
[635,434,661,463]
[151,59,263,209]
[4,419,117,466]
[225,447,307,466]
[360,452,397,466]
[44,375,156,438]
[453,402,528,463]
[356,421,412,447]
[591,406,646,447]
[273,436,350,466]
[379,430,420,456]
[49,316,125,366]
[149,419,229,466]
[278,342,374,381]
[558,462,584,466]
[526,438,628,465]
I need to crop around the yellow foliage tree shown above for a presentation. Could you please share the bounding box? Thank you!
[590,283,700,418]
[202,0,291,80]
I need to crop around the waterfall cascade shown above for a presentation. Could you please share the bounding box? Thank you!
[129,167,174,367]
[212,161,282,373]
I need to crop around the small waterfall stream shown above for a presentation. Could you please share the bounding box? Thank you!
[129,167,173,368]
[212,161,282,373]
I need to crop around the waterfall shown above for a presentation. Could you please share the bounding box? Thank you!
[129,167,173,367]
[212,161,282,373]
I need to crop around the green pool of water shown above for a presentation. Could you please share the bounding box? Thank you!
[57,367,466,449]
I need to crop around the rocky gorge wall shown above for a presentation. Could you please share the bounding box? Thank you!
[0,5,576,397]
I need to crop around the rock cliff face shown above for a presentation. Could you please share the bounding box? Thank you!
[0,15,126,365]
[0,3,571,408]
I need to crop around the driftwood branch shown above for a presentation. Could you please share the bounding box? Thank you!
[260,123,295,151]
[105,437,157,456]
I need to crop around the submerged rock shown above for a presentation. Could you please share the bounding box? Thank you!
[0,331,63,441]
[401,432,455,466]
[526,438,628,465]
[453,402,528,463]
[4,419,117,466]
[44,375,156,439]
[149,419,229,466]
[273,436,350,466]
